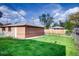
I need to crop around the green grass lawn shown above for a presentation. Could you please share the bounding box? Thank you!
[0,35,78,56]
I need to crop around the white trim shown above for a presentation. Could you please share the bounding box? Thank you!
[14,27,17,37]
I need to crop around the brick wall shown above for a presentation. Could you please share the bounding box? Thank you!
[0,25,44,38]
[0,28,2,32]
[16,26,26,38]
[25,26,44,38]
[0,27,15,37]
[5,27,15,37]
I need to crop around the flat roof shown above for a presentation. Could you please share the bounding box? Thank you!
[52,26,64,29]
[0,23,44,28]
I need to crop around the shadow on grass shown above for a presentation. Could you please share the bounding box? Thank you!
[0,38,66,56]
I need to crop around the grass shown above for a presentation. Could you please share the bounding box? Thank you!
[0,35,78,56]
[33,35,79,56]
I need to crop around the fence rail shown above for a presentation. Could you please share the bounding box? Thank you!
[44,29,66,35]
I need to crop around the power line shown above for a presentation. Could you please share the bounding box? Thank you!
[7,4,27,23]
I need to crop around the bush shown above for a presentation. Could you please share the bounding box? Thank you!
[66,30,72,35]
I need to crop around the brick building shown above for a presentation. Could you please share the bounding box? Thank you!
[0,23,44,38]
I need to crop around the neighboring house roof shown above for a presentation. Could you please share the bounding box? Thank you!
[52,26,64,29]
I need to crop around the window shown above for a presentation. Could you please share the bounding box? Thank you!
[8,27,11,31]
[2,27,5,31]
[54,28,59,30]
[54,28,64,30]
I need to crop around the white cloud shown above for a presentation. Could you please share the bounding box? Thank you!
[0,5,27,24]
[18,10,26,16]
[39,4,63,24]
[41,4,62,16]
[33,19,42,25]
[61,7,79,20]
[0,5,9,11]
[1,4,79,26]
[0,5,44,27]
[64,7,79,15]
[53,7,79,24]
[53,12,62,18]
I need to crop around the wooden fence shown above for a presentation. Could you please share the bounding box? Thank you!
[44,29,66,35]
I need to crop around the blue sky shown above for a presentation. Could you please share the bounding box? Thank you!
[3,3,79,18]
[0,3,79,25]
